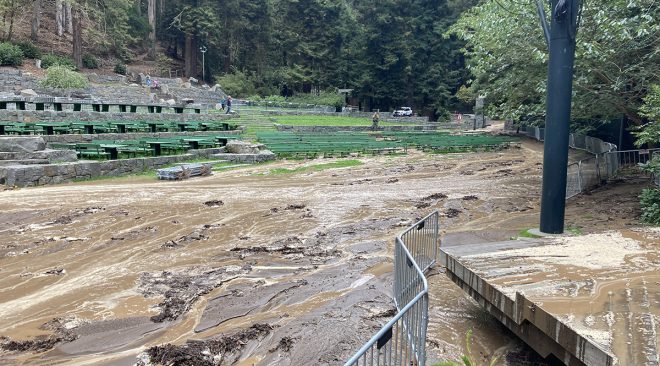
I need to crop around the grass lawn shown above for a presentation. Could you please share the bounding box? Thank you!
[268,159,363,174]
[272,115,399,126]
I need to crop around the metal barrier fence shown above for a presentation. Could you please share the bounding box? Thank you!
[520,126,617,197]
[345,211,439,366]
[517,125,660,193]
[566,156,601,198]
[605,148,660,186]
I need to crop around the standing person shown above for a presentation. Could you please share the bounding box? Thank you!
[225,95,232,114]
[371,110,380,130]
[220,97,225,111]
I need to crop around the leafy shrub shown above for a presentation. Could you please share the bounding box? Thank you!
[82,54,100,69]
[41,65,88,89]
[635,84,660,148]
[215,68,257,97]
[0,42,24,66]
[41,54,76,70]
[262,95,286,103]
[16,41,41,59]
[288,91,343,108]
[127,11,150,39]
[640,188,660,225]
[114,63,127,75]
[115,45,134,63]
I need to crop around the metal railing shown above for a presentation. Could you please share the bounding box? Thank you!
[604,148,660,186]
[345,211,439,366]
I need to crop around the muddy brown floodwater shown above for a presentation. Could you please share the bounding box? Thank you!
[0,139,648,366]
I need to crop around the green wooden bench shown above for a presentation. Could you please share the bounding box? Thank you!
[76,144,111,159]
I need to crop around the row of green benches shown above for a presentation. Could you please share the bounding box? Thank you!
[256,131,520,157]
[0,120,238,136]
[51,135,240,160]
[257,132,405,158]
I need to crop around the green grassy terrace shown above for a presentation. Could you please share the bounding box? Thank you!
[271,115,400,126]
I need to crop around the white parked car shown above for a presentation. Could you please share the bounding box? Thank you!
[392,107,413,117]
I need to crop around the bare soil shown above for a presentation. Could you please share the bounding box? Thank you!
[0,139,650,366]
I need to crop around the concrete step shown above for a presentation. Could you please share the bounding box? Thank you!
[0,159,50,166]
[0,152,20,160]
[0,149,77,162]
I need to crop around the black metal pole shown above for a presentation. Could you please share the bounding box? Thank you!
[539,0,580,234]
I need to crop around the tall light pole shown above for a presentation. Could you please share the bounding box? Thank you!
[200,45,207,83]
[539,0,581,234]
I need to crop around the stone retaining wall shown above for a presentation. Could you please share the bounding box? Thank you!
[0,69,40,94]
[0,110,236,124]
[213,152,275,164]
[0,148,226,187]
[87,74,127,84]
[0,69,222,107]
[275,125,439,133]
[41,130,242,145]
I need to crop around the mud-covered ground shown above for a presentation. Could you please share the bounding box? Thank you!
[0,138,648,366]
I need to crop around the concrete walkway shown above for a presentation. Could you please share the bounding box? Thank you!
[441,228,659,366]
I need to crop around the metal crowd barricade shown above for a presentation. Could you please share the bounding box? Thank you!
[345,211,439,366]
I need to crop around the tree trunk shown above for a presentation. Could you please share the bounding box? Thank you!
[72,7,82,69]
[147,0,156,59]
[55,0,63,36]
[6,5,16,42]
[184,34,197,77]
[31,0,41,41]
[65,3,73,34]
[135,0,141,16]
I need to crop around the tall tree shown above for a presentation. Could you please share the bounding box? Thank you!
[147,0,156,59]
[72,4,82,68]
[450,0,659,127]
[55,0,63,36]
[0,0,26,41]
[31,0,41,41]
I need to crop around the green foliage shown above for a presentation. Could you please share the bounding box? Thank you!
[516,229,542,239]
[85,0,140,61]
[433,329,499,366]
[15,41,41,59]
[0,42,23,66]
[215,68,258,97]
[82,54,100,69]
[41,65,89,89]
[640,188,660,225]
[272,115,376,126]
[639,156,660,176]
[635,85,660,147]
[41,54,76,70]
[288,92,344,108]
[127,9,150,39]
[450,0,659,124]
[114,63,127,75]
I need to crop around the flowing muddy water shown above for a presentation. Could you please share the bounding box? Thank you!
[0,140,646,365]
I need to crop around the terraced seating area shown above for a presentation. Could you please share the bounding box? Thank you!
[256,132,405,158]
[50,135,241,160]
[379,131,520,153]
[0,120,239,135]
[257,131,520,158]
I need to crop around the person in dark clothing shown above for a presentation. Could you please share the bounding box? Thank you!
[371,111,380,130]
[225,96,232,114]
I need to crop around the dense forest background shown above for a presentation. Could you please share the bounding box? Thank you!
[0,0,657,131]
